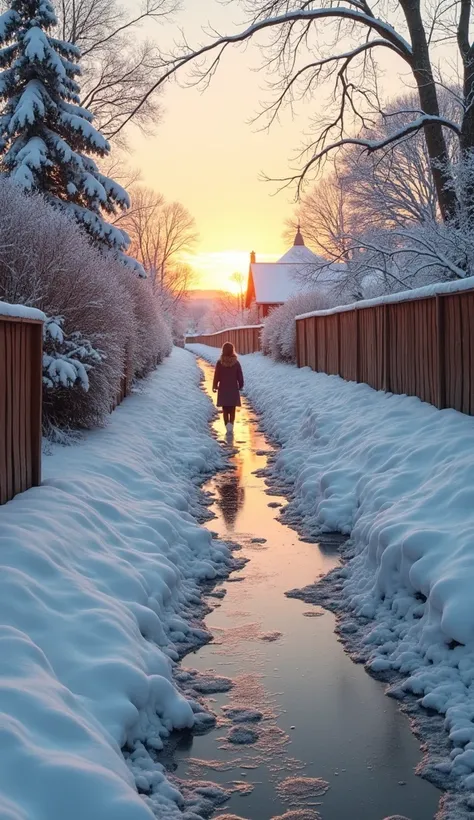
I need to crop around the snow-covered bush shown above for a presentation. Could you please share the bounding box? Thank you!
[0,178,170,434]
[124,276,173,378]
[261,291,338,363]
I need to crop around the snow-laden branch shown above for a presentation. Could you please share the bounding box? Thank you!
[111,5,414,137]
[267,115,462,194]
[257,38,406,129]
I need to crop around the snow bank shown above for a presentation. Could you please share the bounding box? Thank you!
[186,324,263,338]
[0,299,45,320]
[0,348,230,820]
[189,344,474,797]
[296,274,474,319]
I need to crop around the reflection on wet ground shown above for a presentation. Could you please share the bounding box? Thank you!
[166,358,440,820]
[214,467,245,530]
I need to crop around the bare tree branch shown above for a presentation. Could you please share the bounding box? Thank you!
[56,0,177,140]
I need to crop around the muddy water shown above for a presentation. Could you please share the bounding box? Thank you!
[173,359,440,820]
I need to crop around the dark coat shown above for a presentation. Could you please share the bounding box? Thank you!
[213,357,244,407]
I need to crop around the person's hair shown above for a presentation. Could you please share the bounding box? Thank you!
[221,342,236,358]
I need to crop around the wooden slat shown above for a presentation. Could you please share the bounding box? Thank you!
[465,292,474,415]
[18,322,27,492]
[5,322,13,501]
[24,325,32,490]
[30,323,43,488]
[326,314,339,375]
[0,322,6,504]
[460,294,471,415]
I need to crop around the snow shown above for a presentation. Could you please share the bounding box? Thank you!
[0,348,232,819]
[250,262,343,304]
[189,344,474,795]
[297,275,474,319]
[10,80,46,129]
[171,6,413,80]
[59,110,110,152]
[0,9,18,41]
[24,27,55,64]
[11,136,51,184]
[277,244,325,265]
[0,300,45,320]
[250,242,344,305]
[186,324,263,337]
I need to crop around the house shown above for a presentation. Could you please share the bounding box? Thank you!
[245,227,341,321]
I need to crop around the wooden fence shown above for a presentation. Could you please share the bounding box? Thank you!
[186,325,263,355]
[1,313,43,504]
[296,288,474,414]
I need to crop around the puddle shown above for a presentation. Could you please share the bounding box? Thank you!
[161,358,440,819]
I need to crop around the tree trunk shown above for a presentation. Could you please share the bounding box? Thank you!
[459,32,474,220]
[460,51,474,151]
[399,0,458,221]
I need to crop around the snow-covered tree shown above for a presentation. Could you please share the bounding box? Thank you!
[0,0,141,272]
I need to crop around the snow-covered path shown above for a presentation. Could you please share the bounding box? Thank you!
[0,349,233,820]
[2,341,472,819]
[170,356,439,819]
[188,344,474,818]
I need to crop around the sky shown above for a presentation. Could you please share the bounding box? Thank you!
[127,0,405,292]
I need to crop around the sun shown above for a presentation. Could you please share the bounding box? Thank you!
[183,250,250,292]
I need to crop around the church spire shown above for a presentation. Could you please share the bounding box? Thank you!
[294,224,305,246]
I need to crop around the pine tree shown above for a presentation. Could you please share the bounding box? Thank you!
[0,0,142,273]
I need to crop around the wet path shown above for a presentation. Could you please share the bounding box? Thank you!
[171,359,440,819]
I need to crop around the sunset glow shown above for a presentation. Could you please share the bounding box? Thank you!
[184,250,279,293]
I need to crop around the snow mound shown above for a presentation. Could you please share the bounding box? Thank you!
[0,348,230,819]
[0,299,45,320]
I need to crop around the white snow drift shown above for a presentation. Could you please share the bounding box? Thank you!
[0,299,45,320]
[189,344,474,798]
[0,348,229,820]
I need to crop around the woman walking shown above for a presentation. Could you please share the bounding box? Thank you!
[212,342,244,434]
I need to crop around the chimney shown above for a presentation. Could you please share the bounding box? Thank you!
[250,250,256,264]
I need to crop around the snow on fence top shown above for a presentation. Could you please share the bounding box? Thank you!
[296,275,474,320]
[187,324,263,336]
[0,301,46,322]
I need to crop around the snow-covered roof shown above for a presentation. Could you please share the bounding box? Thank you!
[247,229,344,306]
[277,243,323,265]
[0,301,45,321]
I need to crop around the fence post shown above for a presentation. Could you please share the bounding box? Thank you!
[336,312,341,376]
[436,294,446,410]
[30,322,43,488]
[324,316,328,372]
[355,309,361,383]
[383,303,390,392]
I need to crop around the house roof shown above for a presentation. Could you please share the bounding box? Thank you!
[246,228,344,306]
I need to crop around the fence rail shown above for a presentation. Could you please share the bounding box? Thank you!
[186,326,263,355]
[296,288,474,415]
[1,313,43,504]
